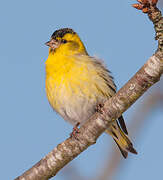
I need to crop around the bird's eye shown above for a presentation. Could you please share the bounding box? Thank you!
[62,39,67,43]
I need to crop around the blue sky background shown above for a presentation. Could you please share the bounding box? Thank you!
[1,1,163,179]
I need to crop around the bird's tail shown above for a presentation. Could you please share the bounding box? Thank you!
[106,121,137,158]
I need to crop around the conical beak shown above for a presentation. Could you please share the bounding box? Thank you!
[45,39,59,50]
[45,41,51,46]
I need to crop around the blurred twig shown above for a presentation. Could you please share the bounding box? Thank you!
[61,164,85,180]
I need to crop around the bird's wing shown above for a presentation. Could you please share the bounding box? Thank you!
[91,56,128,135]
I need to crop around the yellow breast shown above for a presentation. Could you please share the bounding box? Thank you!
[45,53,115,124]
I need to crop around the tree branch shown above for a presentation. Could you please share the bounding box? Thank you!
[15,1,163,180]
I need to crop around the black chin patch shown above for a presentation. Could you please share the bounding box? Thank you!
[51,28,76,39]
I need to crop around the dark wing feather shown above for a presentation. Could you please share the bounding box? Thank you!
[113,139,128,158]
[118,116,128,135]
[92,57,128,135]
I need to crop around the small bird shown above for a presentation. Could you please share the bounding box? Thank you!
[45,28,137,158]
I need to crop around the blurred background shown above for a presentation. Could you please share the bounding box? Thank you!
[0,0,163,179]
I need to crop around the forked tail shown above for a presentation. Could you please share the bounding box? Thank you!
[106,121,137,158]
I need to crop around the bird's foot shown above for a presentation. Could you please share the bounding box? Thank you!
[95,103,104,114]
[70,122,80,139]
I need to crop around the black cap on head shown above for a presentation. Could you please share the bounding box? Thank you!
[51,28,76,39]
